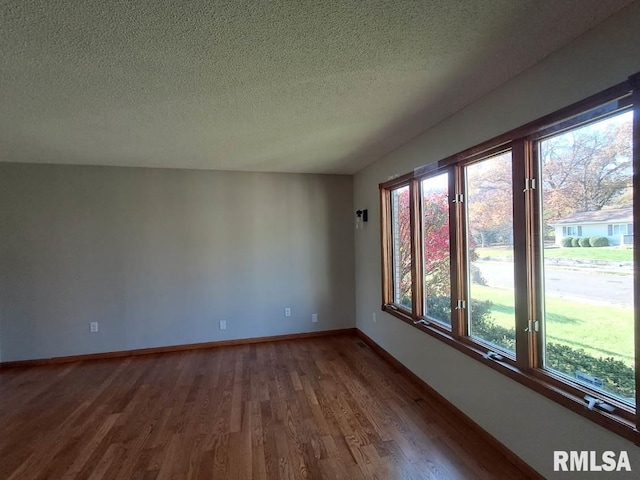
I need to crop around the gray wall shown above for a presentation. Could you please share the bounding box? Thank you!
[0,165,355,361]
[354,2,640,479]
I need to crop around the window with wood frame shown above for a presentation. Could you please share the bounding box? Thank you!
[380,72,640,442]
[421,171,452,327]
[390,184,413,312]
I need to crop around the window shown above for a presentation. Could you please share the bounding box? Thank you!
[609,224,633,235]
[465,151,516,354]
[539,110,634,405]
[380,71,639,442]
[562,225,582,236]
[421,172,452,326]
[390,185,412,311]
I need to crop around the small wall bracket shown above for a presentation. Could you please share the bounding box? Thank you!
[356,209,368,222]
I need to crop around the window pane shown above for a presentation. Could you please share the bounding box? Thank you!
[466,151,516,353]
[421,173,451,325]
[391,186,412,310]
[539,110,634,404]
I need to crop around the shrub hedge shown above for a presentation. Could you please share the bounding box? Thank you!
[425,295,451,324]
[561,237,574,247]
[424,295,635,400]
[589,236,609,247]
[578,237,591,247]
[571,237,581,247]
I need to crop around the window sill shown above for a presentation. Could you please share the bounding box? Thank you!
[381,305,640,444]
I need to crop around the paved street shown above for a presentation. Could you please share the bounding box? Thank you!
[475,260,633,307]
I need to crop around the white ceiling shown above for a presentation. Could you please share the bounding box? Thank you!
[0,0,634,174]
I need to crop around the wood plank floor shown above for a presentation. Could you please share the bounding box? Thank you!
[0,334,533,479]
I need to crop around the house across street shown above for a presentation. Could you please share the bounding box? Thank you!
[552,207,633,246]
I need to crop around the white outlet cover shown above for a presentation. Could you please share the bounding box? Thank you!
[312,313,318,323]
[90,322,99,332]
[284,308,291,317]
[219,320,227,330]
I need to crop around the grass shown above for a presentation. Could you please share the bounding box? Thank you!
[470,284,634,366]
[476,246,633,262]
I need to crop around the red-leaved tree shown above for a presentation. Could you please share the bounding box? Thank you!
[422,190,450,297]
[393,187,451,305]
[393,187,412,306]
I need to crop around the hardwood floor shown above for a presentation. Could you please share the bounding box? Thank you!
[0,334,534,479]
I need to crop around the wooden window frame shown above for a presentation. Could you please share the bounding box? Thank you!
[380,175,416,316]
[416,167,456,332]
[379,72,640,443]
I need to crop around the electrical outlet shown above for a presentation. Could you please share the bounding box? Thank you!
[219,320,227,330]
[284,308,291,317]
[372,312,377,323]
[90,322,99,333]
[312,313,318,323]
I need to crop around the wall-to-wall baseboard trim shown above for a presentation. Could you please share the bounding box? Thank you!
[0,328,357,369]
[355,329,543,480]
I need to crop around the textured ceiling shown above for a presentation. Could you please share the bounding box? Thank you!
[0,1,634,174]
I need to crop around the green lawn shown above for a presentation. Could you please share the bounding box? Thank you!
[476,246,633,262]
[470,284,634,366]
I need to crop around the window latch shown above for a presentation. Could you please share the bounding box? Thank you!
[413,319,430,327]
[455,300,466,310]
[483,351,504,361]
[523,178,536,192]
[583,395,615,413]
[452,193,464,203]
[385,304,398,311]
[525,320,539,332]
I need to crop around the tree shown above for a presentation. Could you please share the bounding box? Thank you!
[466,153,513,247]
[392,187,412,306]
[422,189,450,297]
[540,115,632,226]
[392,186,451,306]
